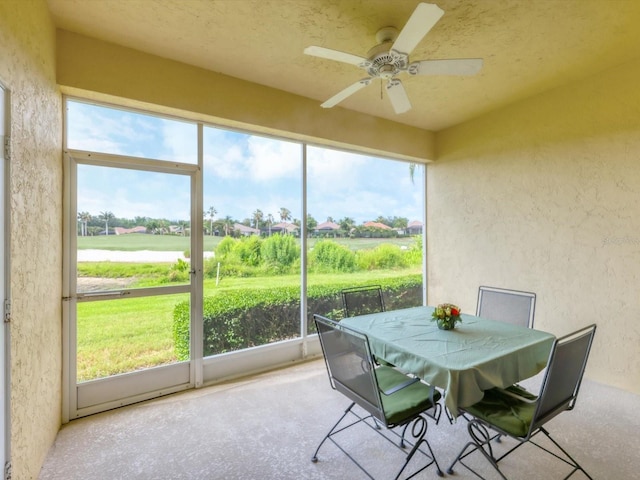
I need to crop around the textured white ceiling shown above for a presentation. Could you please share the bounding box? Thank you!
[47,0,640,131]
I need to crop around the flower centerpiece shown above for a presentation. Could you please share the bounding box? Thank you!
[431,303,462,330]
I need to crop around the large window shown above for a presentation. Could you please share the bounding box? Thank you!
[64,98,424,418]
[202,126,302,357]
[306,146,424,327]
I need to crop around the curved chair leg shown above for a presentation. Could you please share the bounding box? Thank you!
[400,398,441,448]
[395,415,443,479]
[446,419,508,480]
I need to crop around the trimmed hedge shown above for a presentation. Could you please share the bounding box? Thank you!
[172,274,423,360]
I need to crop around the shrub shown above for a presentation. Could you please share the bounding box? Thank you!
[234,235,262,267]
[210,236,264,279]
[309,240,356,272]
[173,287,307,359]
[261,234,299,273]
[172,274,423,360]
[356,243,407,270]
[161,258,190,283]
[216,236,236,256]
[404,235,423,266]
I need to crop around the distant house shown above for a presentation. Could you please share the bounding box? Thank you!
[114,226,147,235]
[316,221,339,231]
[315,221,340,237]
[233,223,260,236]
[407,220,423,235]
[271,222,298,235]
[363,221,392,230]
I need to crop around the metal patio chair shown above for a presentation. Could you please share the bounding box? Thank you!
[341,285,386,318]
[476,286,536,328]
[447,324,597,479]
[312,314,444,479]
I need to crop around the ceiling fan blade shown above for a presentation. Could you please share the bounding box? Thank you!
[321,78,372,108]
[391,3,444,56]
[409,58,483,76]
[304,46,368,67]
[386,79,411,114]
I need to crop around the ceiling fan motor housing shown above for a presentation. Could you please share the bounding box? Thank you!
[365,41,409,79]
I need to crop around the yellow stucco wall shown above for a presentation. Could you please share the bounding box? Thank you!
[56,30,435,163]
[431,58,640,394]
[0,1,63,478]
[0,1,638,477]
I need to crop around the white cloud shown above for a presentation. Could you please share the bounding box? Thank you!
[161,120,198,164]
[245,136,301,182]
[70,102,422,226]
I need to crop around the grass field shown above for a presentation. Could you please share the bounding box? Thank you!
[75,234,422,381]
[76,267,420,381]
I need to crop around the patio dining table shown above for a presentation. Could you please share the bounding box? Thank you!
[340,306,555,418]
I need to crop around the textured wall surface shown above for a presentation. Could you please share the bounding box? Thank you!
[0,1,63,478]
[430,59,640,394]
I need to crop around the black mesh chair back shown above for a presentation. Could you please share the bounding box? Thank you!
[341,285,385,318]
[531,324,596,432]
[476,286,536,328]
[315,314,386,423]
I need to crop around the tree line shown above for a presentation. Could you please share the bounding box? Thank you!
[77,207,414,237]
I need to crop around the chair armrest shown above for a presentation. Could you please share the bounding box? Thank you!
[381,376,420,396]
[497,385,538,404]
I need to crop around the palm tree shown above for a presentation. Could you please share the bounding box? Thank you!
[266,213,274,236]
[339,216,355,237]
[252,209,263,229]
[145,219,158,234]
[279,207,291,223]
[206,206,217,236]
[78,211,91,236]
[306,213,317,234]
[157,219,169,235]
[99,211,115,235]
[222,215,234,237]
[179,220,189,236]
[409,163,423,184]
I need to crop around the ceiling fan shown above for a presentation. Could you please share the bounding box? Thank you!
[304,2,483,114]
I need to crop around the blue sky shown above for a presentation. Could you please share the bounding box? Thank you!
[68,101,423,225]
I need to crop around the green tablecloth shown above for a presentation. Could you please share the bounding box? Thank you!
[341,306,555,417]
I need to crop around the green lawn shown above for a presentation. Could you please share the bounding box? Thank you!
[76,267,420,381]
[75,234,422,381]
[77,234,217,251]
[77,293,188,381]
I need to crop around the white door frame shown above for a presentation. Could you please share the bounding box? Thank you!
[1,80,12,479]
[63,151,199,420]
